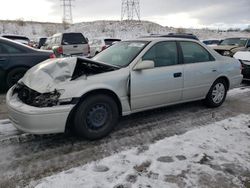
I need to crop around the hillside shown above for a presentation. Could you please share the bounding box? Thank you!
[0,20,64,39]
[0,20,249,41]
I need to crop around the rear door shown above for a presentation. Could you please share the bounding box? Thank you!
[0,43,10,71]
[130,41,183,111]
[179,41,219,101]
[62,33,88,56]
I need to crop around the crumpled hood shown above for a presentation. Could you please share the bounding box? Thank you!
[20,57,77,93]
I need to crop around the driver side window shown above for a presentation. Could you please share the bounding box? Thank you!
[142,41,178,67]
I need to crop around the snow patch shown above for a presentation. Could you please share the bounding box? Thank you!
[0,119,16,134]
[228,87,250,96]
[33,114,250,188]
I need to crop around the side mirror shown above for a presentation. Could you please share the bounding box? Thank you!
[133,60,155,71]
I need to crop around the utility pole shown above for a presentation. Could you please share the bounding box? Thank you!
[61,0,73,24]
[121,0,140,21]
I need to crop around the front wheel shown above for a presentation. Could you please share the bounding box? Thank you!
[205,79,227,108]
[73,94,119,140]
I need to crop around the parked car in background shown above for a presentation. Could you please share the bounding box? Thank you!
[213,37,250,57]
[1,34,30,45]
[40,37,52,50]
[37,37,47,49]
[89,38,121,57]
[43,32,90,57]
[0,37,55,89]
[7,38,242,140]
[234,50,250,80]
[202,39,221,46]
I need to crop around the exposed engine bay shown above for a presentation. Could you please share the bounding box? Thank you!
[71,58,118,80]
[13,83,61,107]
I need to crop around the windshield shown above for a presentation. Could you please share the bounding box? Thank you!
[92,41,148,67]
[220,38,247,47]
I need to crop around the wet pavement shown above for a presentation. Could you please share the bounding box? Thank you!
[0,93,7,119]
[0,86,250,187]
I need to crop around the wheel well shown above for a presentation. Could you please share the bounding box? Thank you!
[216,76,230,90]
[65,89,122,133]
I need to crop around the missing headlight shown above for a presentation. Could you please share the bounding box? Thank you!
[13,84,61,107]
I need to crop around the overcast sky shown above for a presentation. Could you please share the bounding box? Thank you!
[0,0,249,29]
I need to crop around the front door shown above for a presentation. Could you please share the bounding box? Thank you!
[130,41,183,111]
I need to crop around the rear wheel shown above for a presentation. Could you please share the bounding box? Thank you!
[205,79,227,108]
[6,68,28,88]
[74,94,119,140]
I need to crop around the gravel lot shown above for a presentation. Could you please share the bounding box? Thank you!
[0,86,249,187]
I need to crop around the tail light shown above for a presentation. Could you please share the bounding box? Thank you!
[49,53,56,58]
[101,45,107,51]
[57,46,63,55]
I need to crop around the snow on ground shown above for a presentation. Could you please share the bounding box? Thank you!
[32,114,250,188]
[228,87,250,96]
[0,119,15,133]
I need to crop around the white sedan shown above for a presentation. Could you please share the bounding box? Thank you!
[7,38,243,140]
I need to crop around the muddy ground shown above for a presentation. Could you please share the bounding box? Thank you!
[0,86,250,187]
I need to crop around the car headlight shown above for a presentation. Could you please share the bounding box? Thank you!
[223,51,231,56]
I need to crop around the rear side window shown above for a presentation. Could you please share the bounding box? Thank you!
[0,43,24,54]
[180,41,213,64]
[62,33,87,45]
[142,41,178,67]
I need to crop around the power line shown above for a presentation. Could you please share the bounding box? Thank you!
[121,0,140,21]
[61,0,73,24]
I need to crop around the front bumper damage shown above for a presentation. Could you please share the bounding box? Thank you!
[7,87,74,134]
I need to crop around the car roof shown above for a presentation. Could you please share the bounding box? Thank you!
[0,37,34,51]
[1,34,30,40]
[127,37,200,43]
[223,37,250,40]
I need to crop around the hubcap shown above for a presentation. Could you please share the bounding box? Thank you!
[86,104,109,130]
[212,83,225,104]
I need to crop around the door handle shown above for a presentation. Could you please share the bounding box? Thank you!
[212,69,217,72]
[73,45,78,48]
[0,58,6,61]
[173,72,182,78]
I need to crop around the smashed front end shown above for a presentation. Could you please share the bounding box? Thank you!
[6,57,118,134]
[13,84,61,107]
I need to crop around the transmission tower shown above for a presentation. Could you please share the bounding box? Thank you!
[121,0,140,21]
[61,0,73,24]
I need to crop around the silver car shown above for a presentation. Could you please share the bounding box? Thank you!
[7,38,243,140]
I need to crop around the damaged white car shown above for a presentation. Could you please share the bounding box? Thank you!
[7,38,243,140]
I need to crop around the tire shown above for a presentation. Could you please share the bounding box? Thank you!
[6,68,28,89]
[205,79,227,108]
[73,94,119,140]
